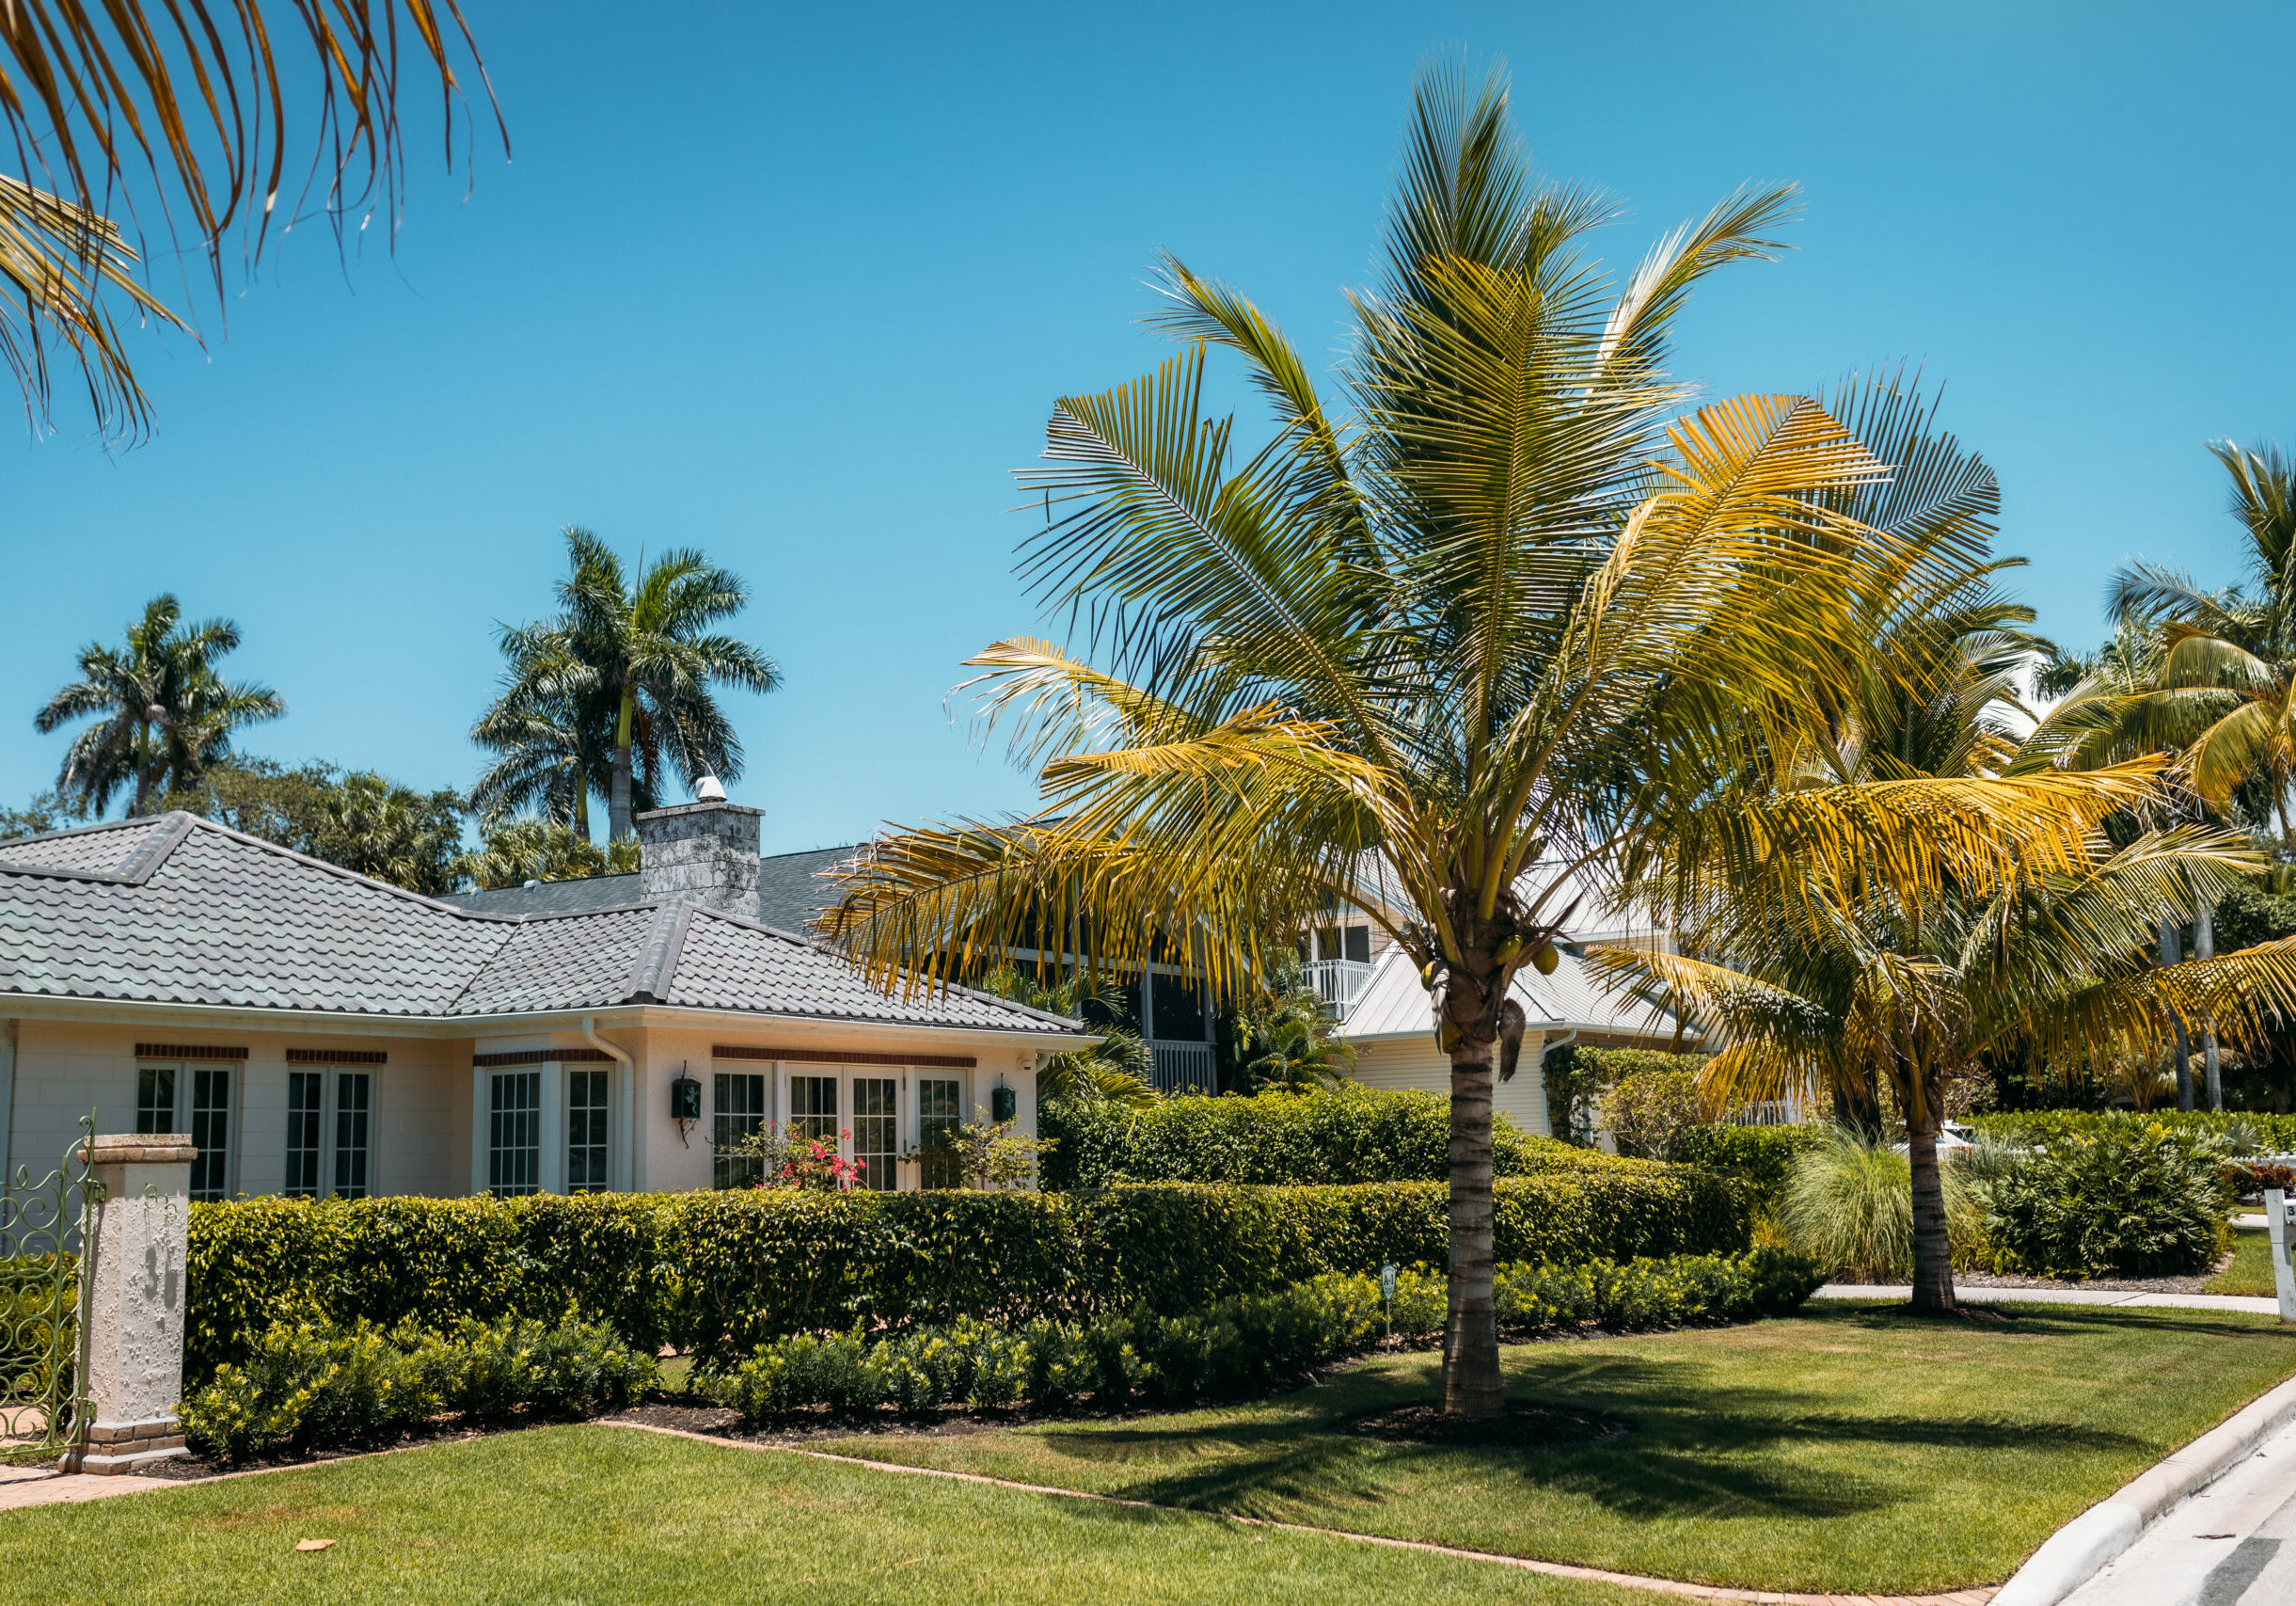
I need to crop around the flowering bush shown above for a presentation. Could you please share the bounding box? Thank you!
[735,1123,867,1190]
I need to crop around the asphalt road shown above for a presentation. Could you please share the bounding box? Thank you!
[2064,1416,2296,1606]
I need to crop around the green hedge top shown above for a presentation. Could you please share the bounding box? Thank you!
[1969,1109,2296,1151]
[1671,1124,1829,1210]
[185,1169,1752,1380]
[1039,1086,1660,1188]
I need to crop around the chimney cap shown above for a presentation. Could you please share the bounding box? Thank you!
[694,772,727,803]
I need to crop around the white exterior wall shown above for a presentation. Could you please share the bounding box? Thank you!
[3,1021,464,1198]
[1346,1033,1551,1137]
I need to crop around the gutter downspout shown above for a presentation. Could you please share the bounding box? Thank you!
[581,1016,635,1193]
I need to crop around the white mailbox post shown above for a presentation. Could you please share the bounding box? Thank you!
[2266,1187,2296,1327]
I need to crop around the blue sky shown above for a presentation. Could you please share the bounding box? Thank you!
[6,1,2290,853]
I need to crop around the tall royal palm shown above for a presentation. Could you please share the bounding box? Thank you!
[502,529,781,841]
[820,64,2113,1415]
[35,595,282,816]
[468,622,650,841]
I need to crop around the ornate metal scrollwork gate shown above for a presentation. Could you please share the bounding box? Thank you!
[0,1118,96,1457]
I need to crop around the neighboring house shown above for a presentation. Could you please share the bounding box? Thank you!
[0,800,1087,1201]
[1315,856,1697,1137]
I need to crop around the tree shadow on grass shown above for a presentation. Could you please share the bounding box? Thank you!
[1028,1344,2144,1525]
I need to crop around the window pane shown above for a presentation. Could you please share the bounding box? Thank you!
[1151,973,1208,1042]
[712,1072,767,1189]
[334,1073,372,1200]
[789,1075,837,1144]
[917,1076,962,1189]
[135,1064,177,1135]
[488,1071,541,1197]
[851,1077,895,1192]
[284,1072,323,1198]
[188,1068,230,1201]
[1343,925,1372,964]
[568,1069,610,1193]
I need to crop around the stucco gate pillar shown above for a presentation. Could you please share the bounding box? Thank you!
[59,1135,194,1473]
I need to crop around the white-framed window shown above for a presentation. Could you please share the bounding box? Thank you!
[851,1076,896,1192]
[917,1075,962,1189]
[333,1073,372,1199]
[285,1072,325,1198]
[788,1074,837,1144]
[488,1070,542,1197]
[568,1069,610,1193]
[139,1059,233,1201]
[713,1072,768,1189]
[287,1068,377,1199]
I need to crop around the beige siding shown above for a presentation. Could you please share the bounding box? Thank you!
[1346,1034,1550,1137]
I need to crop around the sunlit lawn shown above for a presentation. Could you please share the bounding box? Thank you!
[0,1424,1649,1606]
[813,1302,2296,1595]
[2208,1225,2277,1296]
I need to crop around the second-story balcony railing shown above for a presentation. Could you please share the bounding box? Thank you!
[1303,958,1377,1020]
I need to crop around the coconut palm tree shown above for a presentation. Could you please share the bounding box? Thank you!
[35,595,283,815]
[1595,457,2296,1313]
[498,530,781,842]
[818,62,2145,1414]
[4,2,496,437]
[467,622,650,841]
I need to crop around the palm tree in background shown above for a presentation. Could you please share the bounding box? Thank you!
[1596,429,2296,1310]
[2029,441,2296,1109]
[4,2,497,438]
[35,595,282,815]
[484,529,782,841]
[818,61,2118,1415]
[468,622,643,840]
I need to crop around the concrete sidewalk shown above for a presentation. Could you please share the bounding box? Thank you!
[1813,1284,2280,1315]
[0,1461,171,1511]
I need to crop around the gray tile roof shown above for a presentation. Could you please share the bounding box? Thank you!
[0,814,1072,1036]
[434,872,641,917]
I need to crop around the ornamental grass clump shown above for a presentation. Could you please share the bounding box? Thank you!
[1776,1128,1987,1280]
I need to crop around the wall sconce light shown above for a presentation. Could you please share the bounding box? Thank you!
[990,1084,1017,1124]
[671,1063,701,1146]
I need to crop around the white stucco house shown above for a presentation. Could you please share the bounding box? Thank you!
[0,799,1090,1201]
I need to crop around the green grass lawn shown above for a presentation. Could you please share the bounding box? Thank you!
[2209,1226,2277,1296]
[0,1423,1652,1606]
[811,1302,2296,1595]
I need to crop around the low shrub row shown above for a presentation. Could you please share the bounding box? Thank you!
[1038,1087,1655,1188]
[178,1312,655,1462]
[1969,1109,2296,1152]
[699,1248,1824,1422]
[187,1173,1754,1378]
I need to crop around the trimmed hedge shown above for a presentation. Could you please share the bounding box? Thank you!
[1970,1109,2296,1151]
[702,1248,1824,1422]
[1039,1086,1661,1188]
[179,1312,656,1462]
[1674,1125,1829,1212]
[187,1172,1753,1378]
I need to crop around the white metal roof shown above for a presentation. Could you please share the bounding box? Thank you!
[1335,944,1684,1044]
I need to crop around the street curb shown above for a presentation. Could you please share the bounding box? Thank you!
[1992,1368,2296,1606]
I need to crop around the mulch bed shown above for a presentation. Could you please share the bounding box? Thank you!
[1341,1400,1632,1449]
[1953,1249,2236,1296]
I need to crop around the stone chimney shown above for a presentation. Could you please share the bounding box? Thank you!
[636,799,762,916]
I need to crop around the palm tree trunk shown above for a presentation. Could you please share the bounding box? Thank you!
[1907,1113,1956,1314]
[2161,917,2194,1111]
[610,689,636,841]
[2197,896,2223,1111]
[132,719,154,816]
[1443,1038,1503,1418]
[573,779,592,841]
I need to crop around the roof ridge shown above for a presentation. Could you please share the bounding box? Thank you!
[625,901,694,1003]
[0,809,199,884]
